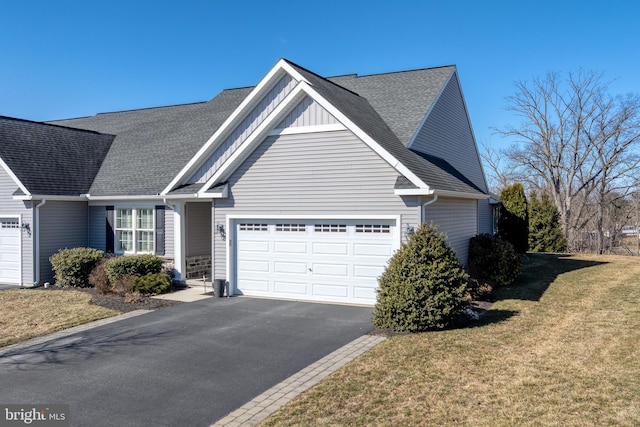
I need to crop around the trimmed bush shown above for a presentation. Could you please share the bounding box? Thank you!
[49,247,104,287]
[528,190,567,253]
[131,273,172,295]
[468,234,521,287]
[373,223,469,332]
[105,254,164,285]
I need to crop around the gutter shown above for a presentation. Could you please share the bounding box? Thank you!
[421,194,438,224]
[33,199,47,285]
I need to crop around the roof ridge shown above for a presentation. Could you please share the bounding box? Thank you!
[328,64,456,79]
[94,100,208,116]
[0,115,112,136]
[281,58,363,98]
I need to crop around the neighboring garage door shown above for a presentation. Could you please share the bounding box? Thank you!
[235,219,397,305]
[0,218,21,284]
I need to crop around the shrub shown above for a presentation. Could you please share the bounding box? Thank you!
[105,254,164,285]
[131,273,172,295]
[373,223,469,332]
[49,247,104,287]
[89,258,111,295]
[468,234,521,287]
[528,190,567,252]
[498,183,529,253]
[112,275,136,296]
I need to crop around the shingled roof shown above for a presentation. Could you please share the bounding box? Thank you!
[46,59,485,197]
[51,88,252,196]
[0,117,114,196]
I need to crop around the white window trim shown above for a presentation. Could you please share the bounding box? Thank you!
[114,207,156,255]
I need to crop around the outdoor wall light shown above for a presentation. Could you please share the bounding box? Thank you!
[405,225,415,237]
[21,222,31,236]
[216,223,226,241]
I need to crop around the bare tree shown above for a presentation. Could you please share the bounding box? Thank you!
[496,70,640,251]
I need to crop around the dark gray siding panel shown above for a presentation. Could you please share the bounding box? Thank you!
[88,206,106,250]
[186,202,211,257]
[411,73,488,193]
[39,201,89,283]
[0,167,32,284]
[213,129,421,279]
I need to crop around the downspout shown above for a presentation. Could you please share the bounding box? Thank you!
[421,193,438,224]
[33,199,47,285]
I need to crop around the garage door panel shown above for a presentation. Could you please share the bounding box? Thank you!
[312,283,349,298]
[274,241,308,254]
[354,243,393,256]
[238,240,270,252]
[274,281,308,295]
[312,242,349,255]
[238,278,270,292]
[311,263,349,277]
[0,219,21,284]
[236,220,395,305]
[354,265,384,279]
[353,285,377,300]
[274,261,307,274]
[238,260,270,273]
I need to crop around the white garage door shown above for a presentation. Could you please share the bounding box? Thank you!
[235,219,397,305]
[0,218,21,284]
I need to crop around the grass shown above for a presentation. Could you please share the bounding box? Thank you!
[0,289,119,348]
[261,253,640,426]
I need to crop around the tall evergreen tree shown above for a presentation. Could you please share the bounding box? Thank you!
[498,183,529,253]
[528,191,567,252]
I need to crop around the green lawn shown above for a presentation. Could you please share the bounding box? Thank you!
[261,253,640,426]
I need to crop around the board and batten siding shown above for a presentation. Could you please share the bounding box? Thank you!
[423,197,478,266]
[411,73,488,194]
[188,74,297,185]
[212,129,421,280]
[39,201,88,283]
[0,167,33,284]
[275,96,340,129]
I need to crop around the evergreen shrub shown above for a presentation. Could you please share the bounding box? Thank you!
[373,223,469,332]
[49,247,104,287]
[468,233,521,286]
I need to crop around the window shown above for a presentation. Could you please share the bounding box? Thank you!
[314,224,347,233]
[275,223,306,232]
[355,224,391,234]
[239,223,268,232]
[115,208,154,254]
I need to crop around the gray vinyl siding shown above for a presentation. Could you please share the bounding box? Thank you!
[186,202,211,257]
[0,167,33,284]
[39,201,88,284]
[88,205,106,250]
[275,96,339,129]
[212,129,421,280]
[411,73,488,193]
[477,198,493,235]
[189,74,297,184]
[164,207,174,259]
[423,197,478,266]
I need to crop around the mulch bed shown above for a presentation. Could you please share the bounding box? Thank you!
[34,285,183,313]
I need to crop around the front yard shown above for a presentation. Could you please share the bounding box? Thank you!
[261,253,640,426]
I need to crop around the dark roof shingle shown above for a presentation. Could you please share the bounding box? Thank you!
[0,117,114,196]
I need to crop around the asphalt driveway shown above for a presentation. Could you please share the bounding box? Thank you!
[0,297,374,426]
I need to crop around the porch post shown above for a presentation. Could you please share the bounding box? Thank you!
[173,201,186,281]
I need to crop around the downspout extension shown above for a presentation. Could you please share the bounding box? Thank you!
[421,193,438,224]
[34,199,47,285]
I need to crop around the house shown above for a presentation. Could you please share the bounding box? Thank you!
[0,59,491,305]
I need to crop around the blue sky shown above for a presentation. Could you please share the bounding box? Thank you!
[1,0,638,154]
